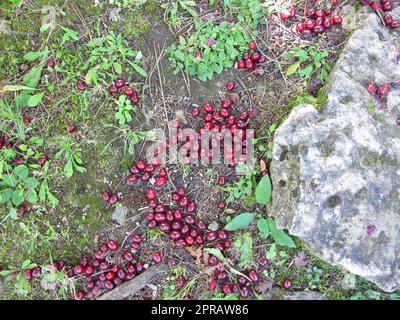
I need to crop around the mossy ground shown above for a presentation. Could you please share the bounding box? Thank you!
[0,0,398,300]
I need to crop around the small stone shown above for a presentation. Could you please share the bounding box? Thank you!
[208,221,220,232]
[112,206,129,225]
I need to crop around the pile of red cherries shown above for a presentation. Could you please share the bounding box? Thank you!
[235,41,266,71]
[108,78,139,105]
[295,1,343,36]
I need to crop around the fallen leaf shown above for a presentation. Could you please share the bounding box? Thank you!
[227,92,240,103]
[225,208,236,215]
[294,251,309,268]
[260,159,267,172]
[253,67,264,76]
[187,246,203,266]
[256,279,274,294]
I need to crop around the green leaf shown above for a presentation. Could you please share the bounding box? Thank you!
[204,248,225,262]
[267,218,296,248]
[40,23,51,33]
[286,61,301,76]
[224,212,254,231]
[27,92,45,107]
[64,159,74,178]
[255,174,272,205]
[12,188,24,206]
[2,174,17,187]
[24,52,43,61]
[266,243,277,260]
[257,218,270,238]
[26,189,38,203]
[238,232,253,268]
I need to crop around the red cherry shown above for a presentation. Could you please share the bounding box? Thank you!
[192,108,201,117]
[47,59,56,68]
[195,51,202,58]
[378,84,391,96]
[226,82,236,91]
[156,176,167,187]
[146,188,157,200]
[24,269,33,281]
[248,270,259,283]
[67,123,77,134]
[250,52,260,62]
[305,20,316,30]
[176,275,186,288]
[153,252,163,264]
[384,14,394,26]
[76,80,87,91]
[107,239,119,251]
[109,194,119,205]
[115,78,126,88]
[204,103,214,113]
[209,279,217,290]
[109,85,118,94]
[222,99,233,109]
[296,22,305,33]
[248,41,256,50]
[124,87,134,96]
[367,82,378,94]
[332,14,342,25]
[283,277,292,289]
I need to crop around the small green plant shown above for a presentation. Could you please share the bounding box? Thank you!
[160,0,198,27]
[306,266,323,289]
[222,163,257,203]
[233,232,253,268]
[284,44,331,82]
[167,21,252,81]
[254,123,277,159]
[54,140,86,178]
[115,95,134,126]
[83,32,147,84]
[109,0,147,7]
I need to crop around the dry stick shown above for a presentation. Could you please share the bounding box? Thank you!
[232,72,253,111]
[96,264,169,300]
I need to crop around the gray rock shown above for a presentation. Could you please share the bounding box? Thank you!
[269,10,400,292]
[112,206,129,225]
[284,291,327,300]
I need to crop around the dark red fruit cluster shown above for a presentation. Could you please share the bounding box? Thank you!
[235,41,266,70]
[108,78,139,105]
[70,238,153,299]
[209,265,260,298]
[102,191,120,206]
[366,81,391,99]
[23,260,65,281]
[296,1,342,37]
[127,160,167,186]
[361,1,399,28]
[21,237,155,300]
[145,187,231,250]
[279,7,297,21]
[367,81,400,124]
[189,87,253,167]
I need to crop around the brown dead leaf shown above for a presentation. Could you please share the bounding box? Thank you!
[227,92,240,103]
[225,208,236,215]
[202,250,210,266]
[260,159,267,172]
[253,67,264,76]
[93,234,99,244]
[187,246,203,267]
[256,279,274,294]
[294,251,310,268]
